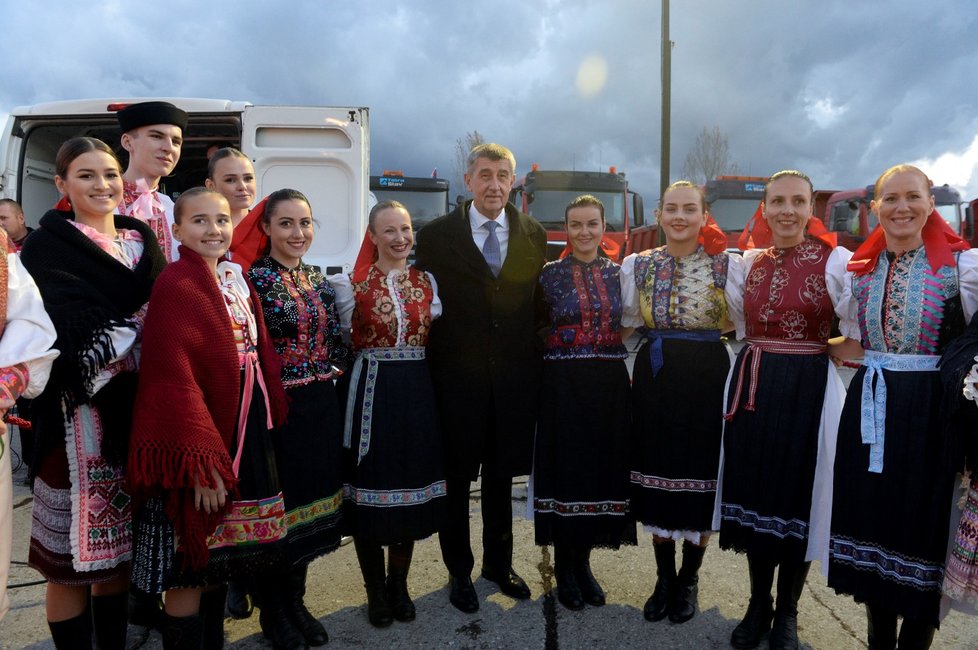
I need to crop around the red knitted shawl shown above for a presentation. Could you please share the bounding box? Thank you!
[128,246,288,570]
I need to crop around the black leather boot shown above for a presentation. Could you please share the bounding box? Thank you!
[554,543,585,611]
[257,574,310,650]
[387,542,417,622]
[355,538,393,627]
[92,591,128,650]
[128,585,163,629]
[866,602,897,650]
[897,616,936,650]
[286,564,328,645]
[670,541,706,624]
[225,579,253,619]
[48,608,93,650]
[162,612,204,650]
[730,555,776,649]
[769,561,810,650]
[644,540,676,622]
[574,546,605,606]
[199,585,228,650]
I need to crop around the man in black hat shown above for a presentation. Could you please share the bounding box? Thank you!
[117,101,188,262]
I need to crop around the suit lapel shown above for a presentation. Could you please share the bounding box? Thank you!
[448,201,494,276]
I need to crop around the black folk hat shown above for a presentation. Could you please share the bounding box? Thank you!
[117,101,188,133]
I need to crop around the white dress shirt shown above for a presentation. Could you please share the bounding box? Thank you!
[469,204,509,264]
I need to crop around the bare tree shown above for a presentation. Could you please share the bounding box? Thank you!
[452,130,486,203]
[681,126,739,184]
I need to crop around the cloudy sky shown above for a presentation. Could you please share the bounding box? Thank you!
[2,0,977,206]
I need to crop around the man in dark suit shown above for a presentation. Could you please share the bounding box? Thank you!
[415,143,546,613]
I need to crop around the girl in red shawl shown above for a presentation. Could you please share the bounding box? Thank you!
[128,188,288,648]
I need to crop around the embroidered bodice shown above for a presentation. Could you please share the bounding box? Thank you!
[217,264,258,365]
[743,238,835,342]
[631,246,728,331]
[853,248,963,354]
[540,256,626,360]
[248,256,352,387]
[351,265,435,349]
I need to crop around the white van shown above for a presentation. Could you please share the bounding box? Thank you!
[0,97,369,273]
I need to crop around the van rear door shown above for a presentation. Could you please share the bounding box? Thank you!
[240,106,369,274]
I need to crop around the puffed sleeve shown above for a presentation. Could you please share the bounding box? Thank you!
[426,272,442,320]
[619,253,644,328]
[327,273,355,329]
[0,254,59,400]
[958,249,978,323]
[724,253,746,339]
[826,246,860,340]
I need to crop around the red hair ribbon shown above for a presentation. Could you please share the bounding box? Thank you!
[737,202,836,250]
[847,210,968,275]
[699,214,727,255]
[229,196,269,272]
[54,196,71,211]
[352,229,377,282]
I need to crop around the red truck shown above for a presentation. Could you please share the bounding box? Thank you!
[509,165,651,261]
[702,176,768,250]
[822,183,965,250]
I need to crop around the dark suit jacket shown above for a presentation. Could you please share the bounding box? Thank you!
[415,200,547,480]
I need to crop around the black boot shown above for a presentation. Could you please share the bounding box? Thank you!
[162,612,203,650]
[574,546,605,606]
[644,540,676,622]
[91,591,128,650]
[769,561,810,650]
[670,541,706,624]
[387,542,417,622]
[225,579,253,619]
[866,602,897,650]
[730,555,776,649]
[199,585,228,650]
[553,544,584,611]
[48,609,93,650]
[285,564,328,645]
[897,617,936,650]
[355,538,393,627]
[257,574,310,650]
[128,585,163,629]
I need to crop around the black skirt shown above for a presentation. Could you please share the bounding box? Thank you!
[340,354,447,545]
[828,367,957,627]
[532,359,636,547]
[718,349,827,563]
[630,339,730,536]
[273,380,344,566]
[131,376,286,592]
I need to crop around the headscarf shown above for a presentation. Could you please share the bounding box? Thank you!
[228,196,270,272]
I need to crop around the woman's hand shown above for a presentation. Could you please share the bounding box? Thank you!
[193,468,228,514]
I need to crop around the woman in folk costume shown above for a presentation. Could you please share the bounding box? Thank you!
[329,200,447,628]
[20,137,166,650]
[827,164,978,649]
[205,147,257,229]
[530,195,635,612]
[0,226,59,623]
[714,170,854,650]
[127,188,289,649]
[620,181,743,624]
[247,189,352,647]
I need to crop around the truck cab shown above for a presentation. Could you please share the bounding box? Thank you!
[370,170,449,231]
[0,98,369,272]
[509,165,649,261]
[703,176,768,251]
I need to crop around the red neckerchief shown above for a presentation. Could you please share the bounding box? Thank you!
[847,210,969,275]
[699,214,727,255]
[229,197,269,272]
[737,201,837,250]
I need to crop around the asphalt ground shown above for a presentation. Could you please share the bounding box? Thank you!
[2,339,977,648]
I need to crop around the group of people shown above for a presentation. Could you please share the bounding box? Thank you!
[0,99,975,650]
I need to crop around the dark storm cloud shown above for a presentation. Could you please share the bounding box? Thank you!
[2,0,977,209]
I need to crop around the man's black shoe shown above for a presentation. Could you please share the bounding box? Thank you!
[481,566,531,600]
[448,575,479,613]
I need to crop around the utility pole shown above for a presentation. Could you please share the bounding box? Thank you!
[660,0,671,199]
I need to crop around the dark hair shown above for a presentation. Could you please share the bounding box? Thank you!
[763,170,813,203]
[55,137,121,179]
[660,180,707,212]
[873,164,931,198]
[564,194,605,222]
[207,147,251,180]
[0,198,23,216]
[263,189,311,226]
[173,187,227,224]
[368,200,409,233]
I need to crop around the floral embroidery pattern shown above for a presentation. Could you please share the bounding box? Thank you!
[636,246,728,330]
[207,493,287,549]
[533,498,629,517]
[830,535,943,589]
[344,480,447,507]
[721,503,808,540]
[351,266,433,349]
[629,471,716,493]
